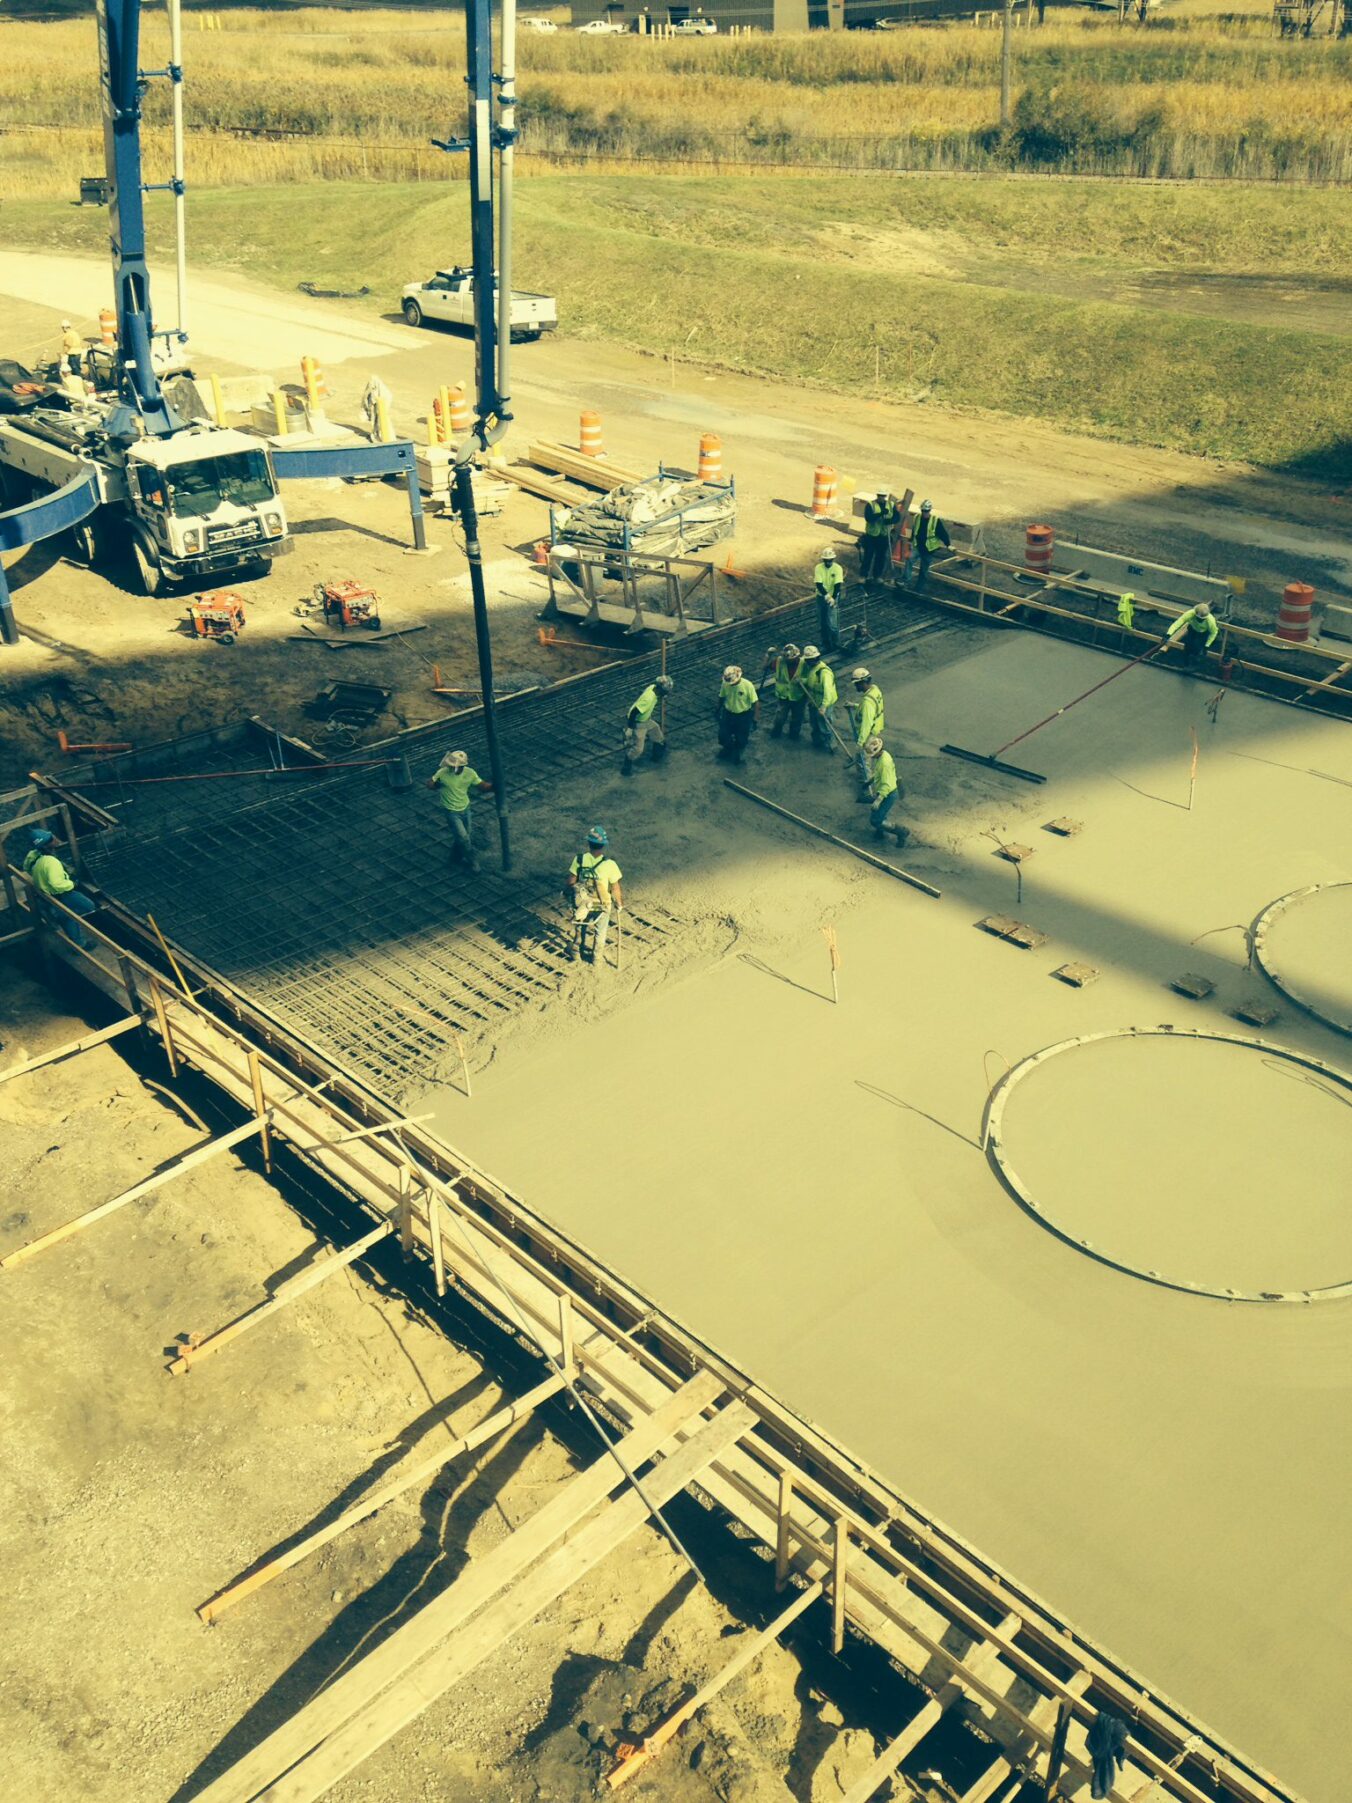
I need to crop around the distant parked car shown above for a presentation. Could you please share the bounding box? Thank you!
[575,16,626,29]
[670,14,717,29]
[520,15,558,30]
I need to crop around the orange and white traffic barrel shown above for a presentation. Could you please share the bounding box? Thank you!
[99,308,116,347]
[1025,523,1054,576]
[449,384,473,438]
[579,409,605,458]
[1275,582,1314,643]
[811,465,838,517]
[698,433,722,482]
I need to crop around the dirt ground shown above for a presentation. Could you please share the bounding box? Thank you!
[0,959,919,1803]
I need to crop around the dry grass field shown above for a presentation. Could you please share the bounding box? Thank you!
[2,5,1350,189]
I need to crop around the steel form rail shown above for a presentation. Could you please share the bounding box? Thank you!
[0,795,1303,1803]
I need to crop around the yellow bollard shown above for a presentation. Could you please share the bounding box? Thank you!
[375,395,393,444]
[427,408,439,448]
[300,355,326,409]
[271,388,287,437]
[437,385,452,445]
[209,373,226,427]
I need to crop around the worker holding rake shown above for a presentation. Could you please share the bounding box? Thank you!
[801,645,839,754]
[566,826,624,965]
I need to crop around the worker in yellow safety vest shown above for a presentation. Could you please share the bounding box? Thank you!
[566,825,623,963]
[1117,591,1136,632]
[427,749,493,871]
[801,645,839,754]
[716,664,760,765]
[1165,601,1218,670]
[864,737,908,846]
[847,667,885,795]
[22,828,96,947]
[814,548,844,652]
[768,643,808,741]
[622,674,674,776]
[906,500,950,591]
[59,321,85,376]
[861,492,898,586]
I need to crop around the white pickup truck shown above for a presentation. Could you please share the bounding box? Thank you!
[400,269,558,343]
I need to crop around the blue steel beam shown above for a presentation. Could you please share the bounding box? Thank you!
[95,0,177,436]
[272,440,427,551]
[0,468,101,647]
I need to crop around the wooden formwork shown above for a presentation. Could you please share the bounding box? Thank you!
[0,791,1304,1803]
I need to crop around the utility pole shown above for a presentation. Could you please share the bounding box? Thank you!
[1000,0,1013,130]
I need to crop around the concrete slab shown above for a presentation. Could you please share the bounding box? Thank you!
[417,633,1352,1800]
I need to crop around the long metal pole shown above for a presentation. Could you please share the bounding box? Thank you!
[496,0,516,420]
[168,0,187,341]
[1000,0,1013,129]
[452,462,511,871]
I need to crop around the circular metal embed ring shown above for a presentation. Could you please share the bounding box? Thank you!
[1253,882,1352,1037]
[984,1027,1352,1305]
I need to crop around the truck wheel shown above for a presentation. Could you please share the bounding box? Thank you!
[131,537,165,596]
[403,300,424,328]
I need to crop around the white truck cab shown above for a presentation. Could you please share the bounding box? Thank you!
[123,427,288,595]
[401,269,558,343]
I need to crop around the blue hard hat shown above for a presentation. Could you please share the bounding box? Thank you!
[587,826,608,848]
[29,828,55,848]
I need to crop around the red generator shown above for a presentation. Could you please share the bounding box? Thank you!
[189,590,247,645]
[316,579,382,632]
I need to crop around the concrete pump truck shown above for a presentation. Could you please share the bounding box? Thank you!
[0,0,289,596]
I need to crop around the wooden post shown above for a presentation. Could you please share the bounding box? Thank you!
[247,1048,272,1174]
[557,1291,575,1378]
[398,1169,414,1257]
[1043,1697,1072,1799]
[117,955,148,1046]
[775,1469,794,1591]
[428,1188,447,1297]
[58,801,80,873]
[831,1516,850,1653]
[148,974,178,1077]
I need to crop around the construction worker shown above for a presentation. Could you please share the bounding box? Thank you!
[566,826,623,963]
[769,643,808,741]
[814,547,844,652]
[860,491,897,586]
[863,736,907,846]
[1165,600,1218,669]
[1117,590,1136,633]
[361,374,393,441]
[22,828,95,948]
[59,320,84,376]
[801,645,839,754]
[907,500,950,592]
[426,749,492,871]
[716,664,759,764]
[847,667,885,794]
[622,674,673,776]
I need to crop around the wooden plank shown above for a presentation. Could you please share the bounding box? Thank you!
[256,1398,758,1803]
[832,1517,850,1653]
[0,1116,264,1270]
[194,1368,727,1803]
[247,1048,272,1174]
[428,1190,446,1297]
[168,1220,393,1374]
[148,975,178,1077]
[839,1614,1019,1803]
[1301,656,1352,698]
[962,1668,1092,1802]
[494,464,577,506]
[606,1581,823,1788]
[196,1371,567,1623]
[0,1012,140,1085]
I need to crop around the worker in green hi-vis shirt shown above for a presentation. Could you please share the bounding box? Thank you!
[427,749,493,872]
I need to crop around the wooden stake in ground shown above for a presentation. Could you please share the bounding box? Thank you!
[821,924,840,1004]
[146,911,194,997]
[452,1032,472,1098]
[1188,726,1200,812]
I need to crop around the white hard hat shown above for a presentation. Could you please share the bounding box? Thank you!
[1194,601,1212,618]
[723,665,742,683]
[441,749,469,772]
[865,736,884,756]
[783,643,801,660]
[852,666,871,683]
[61,319,72,328]
[802,644,820,660]
[654,674,674,693]
[823,546,838,558]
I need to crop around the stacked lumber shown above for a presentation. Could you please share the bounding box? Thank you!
[528,438,643,492]
[494,464,577,506]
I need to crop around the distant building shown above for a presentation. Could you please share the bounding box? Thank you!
[569,0,982,29]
